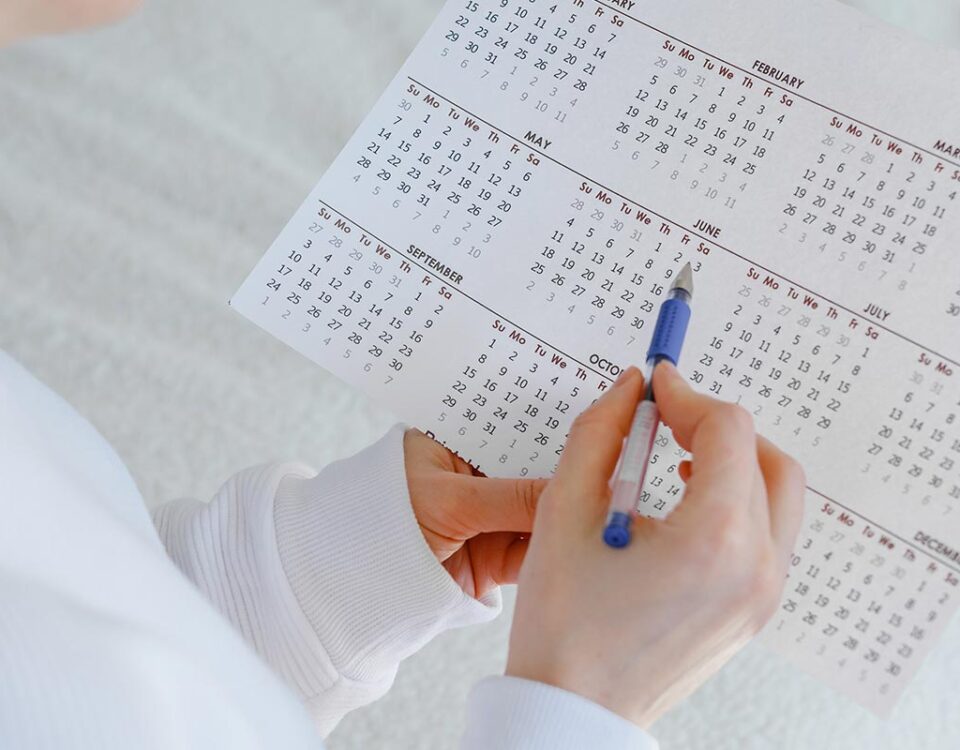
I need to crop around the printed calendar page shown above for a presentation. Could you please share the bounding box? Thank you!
[232,0,960,717]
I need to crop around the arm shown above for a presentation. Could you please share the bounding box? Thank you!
[152,426,499,735]
[475,363,804,743]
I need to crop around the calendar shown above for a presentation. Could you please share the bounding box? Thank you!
[232,0,960,717]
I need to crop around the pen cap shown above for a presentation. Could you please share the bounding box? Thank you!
[646,298,691,366]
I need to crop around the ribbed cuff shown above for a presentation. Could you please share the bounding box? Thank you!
[273,425,500,686]
[462,677,658,750]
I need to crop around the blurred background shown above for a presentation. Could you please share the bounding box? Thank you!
[1,0,958,747]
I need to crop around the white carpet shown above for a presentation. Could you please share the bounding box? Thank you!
[1,1,957,747]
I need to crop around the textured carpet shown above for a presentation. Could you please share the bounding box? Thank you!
[1,1,957,747]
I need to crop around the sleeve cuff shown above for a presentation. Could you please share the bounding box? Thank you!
[273,425,501,687]
[461,676,659,750]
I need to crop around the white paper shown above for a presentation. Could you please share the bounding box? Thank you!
[232,0,960,716]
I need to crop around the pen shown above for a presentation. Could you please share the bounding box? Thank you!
[603,262,695,549]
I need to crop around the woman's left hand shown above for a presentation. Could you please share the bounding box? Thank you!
[404,429,547,599]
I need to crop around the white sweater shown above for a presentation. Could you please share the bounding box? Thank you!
[0,349,655,749]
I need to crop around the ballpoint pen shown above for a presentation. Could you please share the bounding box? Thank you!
[603,262,695,549]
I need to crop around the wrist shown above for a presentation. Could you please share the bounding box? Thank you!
[505,656,660,730]
[273,425,501,682]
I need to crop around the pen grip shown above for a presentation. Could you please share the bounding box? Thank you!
[646,298,691,366]
[608,400,660,515]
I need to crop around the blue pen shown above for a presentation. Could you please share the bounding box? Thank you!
[603,262,695,549]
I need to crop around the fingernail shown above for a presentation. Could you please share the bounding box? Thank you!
[658,362,679,380]
[653,363,678,392]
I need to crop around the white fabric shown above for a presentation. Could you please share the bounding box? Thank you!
[152,427,501,736]
[0,349,657,749]
[464,677,656,749]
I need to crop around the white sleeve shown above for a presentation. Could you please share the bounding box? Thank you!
[461,677,659,750]
[152,425,499,736]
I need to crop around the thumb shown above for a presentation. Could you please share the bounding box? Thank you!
[449,475,548,534]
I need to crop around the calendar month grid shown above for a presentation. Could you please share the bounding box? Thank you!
[232,0,960,716]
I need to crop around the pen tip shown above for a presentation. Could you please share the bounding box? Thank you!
[672,262,694,298]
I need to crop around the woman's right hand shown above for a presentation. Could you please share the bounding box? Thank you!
[506,362,805,728]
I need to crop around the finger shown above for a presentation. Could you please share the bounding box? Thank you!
[404,428,477,478]
[756,435,806,557]
[552,367,645,523]
[677,460,692,483]
[653,362,757,516]
[494,533,530,585]
[448,533,530,597]
[450,475,549,534]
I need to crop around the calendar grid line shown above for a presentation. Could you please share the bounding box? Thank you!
[315,198,613,383]
[591,0,960,170]
[405,76,960,370]
[809,487,960,573]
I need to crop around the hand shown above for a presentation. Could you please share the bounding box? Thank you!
[505,363,805,728]
[403,429,547,600]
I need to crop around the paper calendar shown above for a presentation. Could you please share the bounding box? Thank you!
[232,0,960,716]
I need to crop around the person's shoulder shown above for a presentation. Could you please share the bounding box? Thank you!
[0,348,151,538]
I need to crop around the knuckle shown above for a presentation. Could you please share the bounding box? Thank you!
[535,479,573,523]
[720,403,755,437]
[782,454,807,491]
[460,476,486,509]
[515,480,540,520]
[695,509,745,562]
[699,530,786,630]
